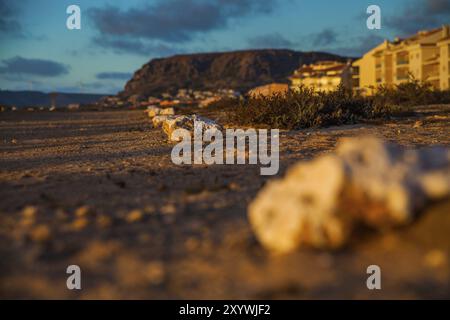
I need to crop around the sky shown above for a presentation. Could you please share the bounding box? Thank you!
[0,0,449,94]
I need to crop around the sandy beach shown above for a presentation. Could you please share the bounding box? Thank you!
[0,107,449,299]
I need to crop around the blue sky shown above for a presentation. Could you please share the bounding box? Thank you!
[0,0,449,94]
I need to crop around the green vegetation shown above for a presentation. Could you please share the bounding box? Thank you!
[223,81,450,130]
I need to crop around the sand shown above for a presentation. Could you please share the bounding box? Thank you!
[0,106,449,299]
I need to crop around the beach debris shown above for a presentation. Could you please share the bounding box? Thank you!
[249,137,450,253]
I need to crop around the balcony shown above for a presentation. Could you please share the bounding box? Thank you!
[396,59,409,65]
[425,73,440,81]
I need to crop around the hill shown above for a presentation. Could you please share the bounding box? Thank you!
[122,49,349,97]
[0,90,107,108]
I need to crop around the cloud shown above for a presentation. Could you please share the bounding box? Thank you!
[386,0,450,35]
[0,0,22,35]
[330,34,386,57]
[96,72,132,80]
[247,33,295,49]
[310,28,338,47]
[0,56,70,77]
[93,36,183,57]
[88,0,276,43]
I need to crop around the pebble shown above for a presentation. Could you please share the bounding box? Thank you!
[96,215,112,228]
[126,210,143,223]
[144,261,165,285]
[424,249,447,268]
[161,204,176,215]
[22,206,38,218]
[75,205,92,217]
[71,217,89,231]
[29,225,51,243]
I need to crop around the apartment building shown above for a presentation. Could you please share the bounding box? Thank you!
[290,61,352,93]
[352,25,450,95]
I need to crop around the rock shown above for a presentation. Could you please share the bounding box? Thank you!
[162,115,190,140]
[67,104,80,111]
[152,115,173,128]
[160,203,177,215]
[146,106,175,118]
[20,206,38,227]
[71,217,89,231]
[75,205,92,217]
[413,120,424,128]
[248,137,450,253]
[162,115,222,142]
[146,106,161,118]
[160,107,175,116]
[22,206,38,218]
[126,209,143,223]
[424,249,447,268]
[144,261,165,285]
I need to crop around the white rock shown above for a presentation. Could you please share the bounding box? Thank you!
[151,115,168,128]
[146,106,162,118]
[160,107,175,116]
[162,115,222,142]
[147,106,175,118]
[249,137,450,253]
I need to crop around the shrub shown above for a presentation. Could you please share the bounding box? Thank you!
[207,97,239,111]
[228,85,392,129]
[372,77,450,107]
[224,79,450,130]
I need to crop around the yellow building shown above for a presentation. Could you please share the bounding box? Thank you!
[353,25,450,95]
[290,61,352,92]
